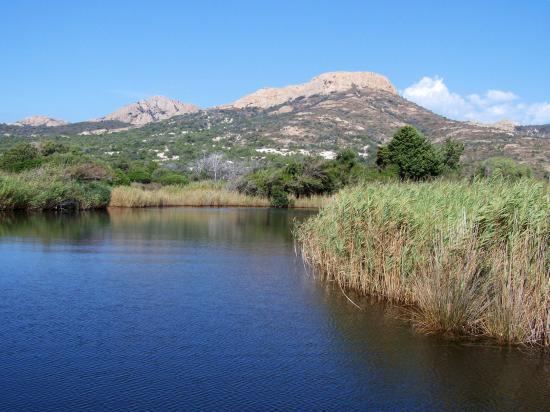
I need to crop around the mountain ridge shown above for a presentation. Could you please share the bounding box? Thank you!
[1,71,549,172]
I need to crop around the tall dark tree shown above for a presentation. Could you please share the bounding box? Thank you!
[375,144,391,170]
[386,126,442,180]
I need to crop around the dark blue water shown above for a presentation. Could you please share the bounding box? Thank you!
[1,208,549,411]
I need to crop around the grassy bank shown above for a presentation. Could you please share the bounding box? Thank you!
[0,167,110,210]
[296,180,550,346]
[109,182,330,208]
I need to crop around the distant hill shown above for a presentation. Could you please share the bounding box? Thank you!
[1,72,548,172]
[97,96,199,125]
[12,115,68,127]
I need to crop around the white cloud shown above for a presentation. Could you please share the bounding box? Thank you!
[402,76,550,125]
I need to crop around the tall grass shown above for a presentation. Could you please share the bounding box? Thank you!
[110,183,271,208]
[296,179,550,346]
[293,194,334,209]
[109,182,330,208]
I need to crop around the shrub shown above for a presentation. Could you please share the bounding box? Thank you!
[39,141,70,156]
[0,167,111,210]
[151,169,189,186]
[474,157,533,180]
[113,170,131,186]
[43,152,89,167]
[235,150,366,202]
[269,185,291,208]
[0,143,42,172]
[69,163,111,181]
[127,167,152,183]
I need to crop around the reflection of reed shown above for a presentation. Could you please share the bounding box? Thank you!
[107,208,313,247]
[0,210,111,243]
[0,208,314,248]
[316,282,550,411]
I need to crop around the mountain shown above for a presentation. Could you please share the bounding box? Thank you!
[12,115,68,127]
[0,72,548,173]
[155,72,547,171]
[97,96,199,125]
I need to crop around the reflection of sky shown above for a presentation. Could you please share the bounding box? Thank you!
[1,208,549,411]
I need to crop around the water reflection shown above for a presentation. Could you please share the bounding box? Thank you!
[0,210,111,243]
[314,288,550,410]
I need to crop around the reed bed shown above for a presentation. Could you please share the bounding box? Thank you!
[109,184,271,208]
[293,194,334,209]
[109,182,330,209]
[296,179,550,346]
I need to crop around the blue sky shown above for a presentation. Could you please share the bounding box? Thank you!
[1,0,549,124]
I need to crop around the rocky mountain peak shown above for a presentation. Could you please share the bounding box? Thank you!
[12,115,68,127]
[225,71,397,109]
[98,96,199,125]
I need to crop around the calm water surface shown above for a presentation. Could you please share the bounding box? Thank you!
[1,208,549,411]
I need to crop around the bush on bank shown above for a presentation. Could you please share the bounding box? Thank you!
[0,166,111,210]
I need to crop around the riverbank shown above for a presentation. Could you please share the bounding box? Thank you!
[109,183,330,208]
[296,179,550,347]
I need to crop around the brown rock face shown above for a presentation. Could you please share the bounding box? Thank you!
[225,71,397,109]
[99,96,199,125]
[12,115,68,127]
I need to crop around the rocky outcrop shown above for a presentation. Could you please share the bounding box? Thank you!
[98,96,199,125]
[225,71,397,109]
[466,119,518,132]
[12,115,68,127]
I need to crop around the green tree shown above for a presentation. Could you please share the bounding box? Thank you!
[335,148,358,169]
[0,143,42,172]
[375,144,391,170]
[386,126,442,180]
[440,138,464,173]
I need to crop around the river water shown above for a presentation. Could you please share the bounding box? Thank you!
[1,208,549,411]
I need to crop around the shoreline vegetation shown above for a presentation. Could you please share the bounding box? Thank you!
[296,179,550,347]
[109,183,331,209]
